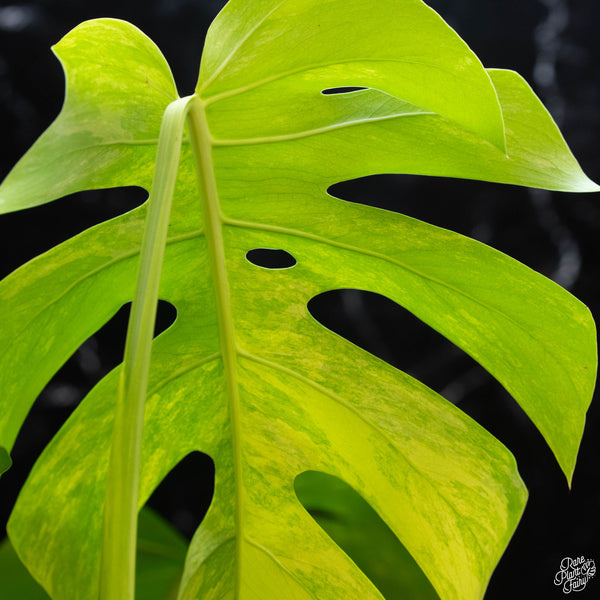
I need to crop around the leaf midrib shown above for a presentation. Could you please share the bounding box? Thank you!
[186,98,246,597]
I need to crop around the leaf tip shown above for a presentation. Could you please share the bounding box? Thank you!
[573,178,600,193]
[558,435,584,491]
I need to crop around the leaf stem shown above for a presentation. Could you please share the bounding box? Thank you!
[99,94,195,600]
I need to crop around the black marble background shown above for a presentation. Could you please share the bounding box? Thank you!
[0,1,599,598]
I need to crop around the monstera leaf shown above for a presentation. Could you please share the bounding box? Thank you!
[0,1,597,600]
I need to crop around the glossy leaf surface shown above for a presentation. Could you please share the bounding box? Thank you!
[0,1,597,600]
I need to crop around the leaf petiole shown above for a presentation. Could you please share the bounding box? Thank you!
[99,94,196,600]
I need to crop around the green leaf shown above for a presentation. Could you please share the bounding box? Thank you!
[0,537,50,600]
[0,3,596,600]
[0,18,177,213]
[134,508,188,600]
[0,507,186,600]
[295,471,439,600]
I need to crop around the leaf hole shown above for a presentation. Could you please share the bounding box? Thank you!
[153,299,178,337]
[328,175,499,237]
[306,289,541,473]
[103,300,177,352]
[295,471,439,599]
[246,248,296,269]
[70,299,176,389]
[327,175,554,272]
[321,87,368,95]
[307,288,498,404]
[146,451,215,540]
[0,186,147,279]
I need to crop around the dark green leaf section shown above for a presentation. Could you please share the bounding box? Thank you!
[0,448,11,476]
[0,2,596,600]
[0,508,187,600]
[135,508,188,600]
[0,537,49,600]
[295,471,440,600]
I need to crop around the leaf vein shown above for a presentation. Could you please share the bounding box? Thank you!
[212,111,431,147]
[198,0,289,93]
[244,537,321,600]
[146,352,222,397]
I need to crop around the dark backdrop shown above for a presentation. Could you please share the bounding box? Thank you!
[0,1,599,598]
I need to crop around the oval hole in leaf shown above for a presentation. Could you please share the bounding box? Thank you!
[321,87,368,95]
[295,471,439,600]
[246,248,296,269]
[146,451,215,540]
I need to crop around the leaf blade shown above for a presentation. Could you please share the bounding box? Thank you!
[0,18,176,214]
[205,69,597,192]
[199,0,506,150]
